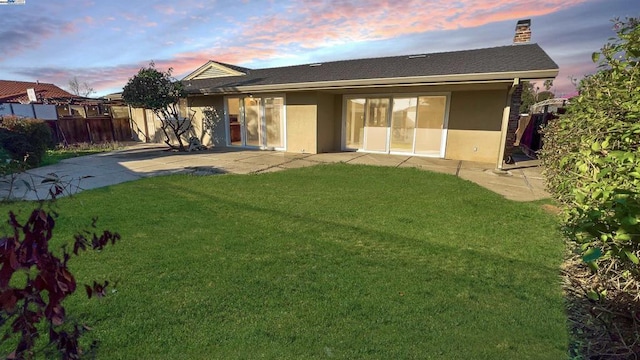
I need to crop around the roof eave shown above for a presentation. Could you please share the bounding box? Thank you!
[189,68,559,95]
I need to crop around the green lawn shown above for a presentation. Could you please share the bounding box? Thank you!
[0,164,568,359]
[39,143,124,167]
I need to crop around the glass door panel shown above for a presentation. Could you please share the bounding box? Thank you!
[415,96,446,155]
[390,98,417,153]
[345,99,365,149]
[264,97,284,148]
[363,98,389,152]
[226,98,242,145]
[243,97,261,147]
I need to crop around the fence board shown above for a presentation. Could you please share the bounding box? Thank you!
[86,117,114,143]
[54,117,133,144]
[57,118,90,144]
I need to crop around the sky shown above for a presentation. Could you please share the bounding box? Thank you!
[0,0,638,97]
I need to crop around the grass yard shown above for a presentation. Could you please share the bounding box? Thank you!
[0,164,568,359]
[39,143,124,167]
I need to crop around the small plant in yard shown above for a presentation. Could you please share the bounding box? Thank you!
[0,179,120,358]
[0,209,120,359]
[540,17,640,358]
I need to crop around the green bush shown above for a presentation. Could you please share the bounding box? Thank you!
[540,18,640,284]
[0,116,54,167]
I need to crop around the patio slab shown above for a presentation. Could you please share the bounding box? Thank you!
[304,152,366,163]
[347,153,411,167]
[0,143,552,202]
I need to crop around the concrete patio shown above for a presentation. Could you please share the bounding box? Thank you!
[0,143,550,202]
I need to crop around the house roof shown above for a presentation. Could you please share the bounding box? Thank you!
[0,80,75,103]
[183,43,559,94]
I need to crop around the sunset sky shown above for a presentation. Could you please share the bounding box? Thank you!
[0,0,638,97]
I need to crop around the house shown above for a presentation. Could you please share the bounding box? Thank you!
[180,19,558,167]
[0,80,74,104]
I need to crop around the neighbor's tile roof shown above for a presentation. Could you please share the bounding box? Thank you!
[184,43,558,93]
[0,80,74,103]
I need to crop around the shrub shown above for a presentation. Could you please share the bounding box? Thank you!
[540,17,640,290]
[0,208,120,358]
[0,116,54,167]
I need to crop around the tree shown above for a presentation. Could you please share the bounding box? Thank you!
[122,62,192,151]
[536,90,554,102]
[67,77,95,97]
[520,82,537,113]
[520,81,555,113]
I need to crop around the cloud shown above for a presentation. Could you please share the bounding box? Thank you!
[11,65,142,94]
[0,15,76,60]
[235,0,590,50]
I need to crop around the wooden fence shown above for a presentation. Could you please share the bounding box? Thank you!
[48,117,132,145]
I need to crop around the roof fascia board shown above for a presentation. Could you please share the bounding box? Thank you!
[193,69,558,95]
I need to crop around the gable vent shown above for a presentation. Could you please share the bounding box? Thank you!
[194,67,237,80]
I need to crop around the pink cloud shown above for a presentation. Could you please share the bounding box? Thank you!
[238,0,589,49]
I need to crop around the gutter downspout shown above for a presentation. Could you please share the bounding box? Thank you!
[496,78,519,170]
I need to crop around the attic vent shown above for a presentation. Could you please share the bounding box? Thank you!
[309,63,322,67]
[194,67,238,80]
[408,54,426,59]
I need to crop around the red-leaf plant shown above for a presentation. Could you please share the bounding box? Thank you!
[0,208,120,359]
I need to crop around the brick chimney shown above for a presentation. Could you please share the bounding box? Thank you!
[513,19,531,44]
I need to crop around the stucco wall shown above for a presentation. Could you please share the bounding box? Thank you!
[316,92,338,153]
[445,89,507,163]
[129,107,147,142]
[188,96,225,146]
[183,83,509,162]
[286,92,318,154]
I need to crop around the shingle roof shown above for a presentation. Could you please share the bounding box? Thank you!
[0,80,74,103]
[184,43,558,94]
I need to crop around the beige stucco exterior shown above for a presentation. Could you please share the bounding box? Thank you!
[188,96,225,146]
[445,89,508,162]
[176,81,511,163]
[285,92,318,154]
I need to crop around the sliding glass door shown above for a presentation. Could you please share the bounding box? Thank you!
[390,98,417,152]
[415,96,446,155]
[243,97,261,147]
[264,97,284,148]
[344,94,447,157]
[226,96,285,150]
[363,98,389,152]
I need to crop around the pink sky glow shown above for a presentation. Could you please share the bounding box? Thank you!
[0,0,637,97]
